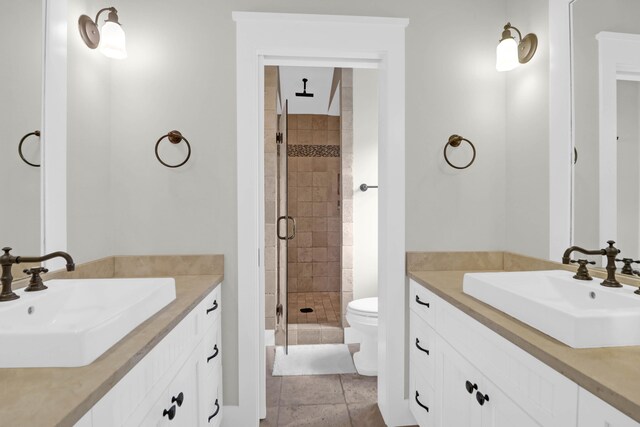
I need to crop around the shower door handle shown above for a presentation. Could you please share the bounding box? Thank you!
[287,216,296,240]
[277,216,296,240]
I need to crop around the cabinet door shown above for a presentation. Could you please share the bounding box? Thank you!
[139,355,199,427]
[480,379,541,427]
[578,388,640,427]
[439,340,482,427]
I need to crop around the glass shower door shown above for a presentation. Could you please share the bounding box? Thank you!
[276,100,294,354]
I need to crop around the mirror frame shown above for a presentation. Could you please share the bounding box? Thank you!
[42,0,67,269]
[596,32,640,248]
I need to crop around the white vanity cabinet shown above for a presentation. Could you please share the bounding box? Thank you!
[409,279,580,427]
[77,284,222,427]
[578,389,639,427]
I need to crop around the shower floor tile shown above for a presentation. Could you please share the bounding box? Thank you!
[288,292,341,325]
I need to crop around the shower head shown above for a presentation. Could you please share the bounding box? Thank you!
[295,78,314,97]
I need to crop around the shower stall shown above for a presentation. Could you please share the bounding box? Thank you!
[265,66,346,350]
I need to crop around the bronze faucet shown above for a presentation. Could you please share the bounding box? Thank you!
[562,240,621,288]
[0,247,75,302]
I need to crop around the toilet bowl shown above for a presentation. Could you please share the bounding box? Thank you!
[346,297,378,376]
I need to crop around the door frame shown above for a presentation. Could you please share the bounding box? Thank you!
[233,12,411,427]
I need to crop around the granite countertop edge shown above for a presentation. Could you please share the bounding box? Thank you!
[408,270,640,423]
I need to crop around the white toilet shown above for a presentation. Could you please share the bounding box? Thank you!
[346,297,378,376]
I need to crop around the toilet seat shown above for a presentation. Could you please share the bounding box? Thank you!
[347,297,378,318]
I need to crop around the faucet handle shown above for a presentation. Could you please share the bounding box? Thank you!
[570,259,595,281]
[2,247,12,254]
[616,258,640,275]
[23,267,49,292]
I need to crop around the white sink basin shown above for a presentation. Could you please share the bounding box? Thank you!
[463,270,640,348]
[0,278,176,367]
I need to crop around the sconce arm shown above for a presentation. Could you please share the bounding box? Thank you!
[94,7,117,25]
[504,23,523,42]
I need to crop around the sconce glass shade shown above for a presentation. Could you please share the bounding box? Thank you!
[100,21,127,59]
[496,37,519,72]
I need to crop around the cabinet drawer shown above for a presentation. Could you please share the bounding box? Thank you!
[410,280,436,328]
[436,295,577,427]
[198,286,221,334]
[203,324,222,370]
[410,310,436,386]
[410,363,437,427]
[202,366,223,427]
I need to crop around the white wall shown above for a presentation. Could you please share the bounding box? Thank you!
[63,0,509,406]
[0,0,42,255]
[616,81,640,256]
[504,0,550,259]
[353,69,378,300]
[66,0,113,264]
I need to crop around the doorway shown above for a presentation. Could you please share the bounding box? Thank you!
[234,12,410,427]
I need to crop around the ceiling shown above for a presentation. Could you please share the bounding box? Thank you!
[278,66,340,116]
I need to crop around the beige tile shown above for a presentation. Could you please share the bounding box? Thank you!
[328,116,340,131]
[341,111,353,130]
[406,251,504,272]
[298,202,313,218]
[347,403,386,427]
[265,113,277,131]
[298,157,313,171]
[342,199,353,223]
[113,255,223,277]
[288,158,298,172]
[326,276,341,292]
[341,374,377,403]
[266,294,276,317]
[313,262,328,277]
[312,158,328,172]
[265,86,277,109]
[312,232,328,247]
[298,130,313,145]
[287,249,297,264]
[288,114,298,130]
[266,376,282,407]
[341,69,353,88]
[288,277,298,292]
[298,248,313,263]
[312,202,326,218]
[327,246,341,262]
[313,172,328,187]
[327,130,340,146]
[260,406,279,427]
[321,328,344,344]
[342,246,353,269]
[313,248,328,262]
[298,172,313,187]
[312,130,328,145]
[328,262,340,277]
[313,276,328,291]
[341,131,353,154]
[341,91,353,111]
[312,115,328,130]
[312,187,329,202]
[297,115,312,130]
[277,404,351,427]
[342,223,353,246]
[287,129,297,144]
[342,269,353,292]
[327,201,340,217]
[287,263,298,279]
[298,277,313,291]
[265,66,278,87]
[328,231,341,247]
[312,217,327,232]
[297,329,322,345]
[298,187,313,202]
[265,271,277,294]
[299,263,313,278]
[327,217,341,232]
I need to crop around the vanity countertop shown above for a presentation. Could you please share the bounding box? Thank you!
[409,267,640,423]
[0,255,223,427]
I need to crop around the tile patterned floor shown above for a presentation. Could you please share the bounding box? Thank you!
[261,345,388,427]
[287,292,341,325]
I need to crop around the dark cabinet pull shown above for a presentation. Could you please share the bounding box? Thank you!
[415,295,430,308]
[163,405,176,420]
[171,392,184,407]
[208,399,220,423]
[207,345,220,363]
[465,381,478,394]
[476,391,490,406]
[415,338,429,355]
[415,391,429,412]
[206,300,219,314]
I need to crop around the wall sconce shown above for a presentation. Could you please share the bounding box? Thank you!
[78,7,127,59]
[496,22,537,71]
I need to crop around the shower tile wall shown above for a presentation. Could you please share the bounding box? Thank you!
[340,69,354,327]
[287,114,341,295]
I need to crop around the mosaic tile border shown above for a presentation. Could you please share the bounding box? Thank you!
[288,144,340,158]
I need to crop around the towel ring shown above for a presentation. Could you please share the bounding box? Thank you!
[444,134,476,170]
[18,130,41,168]
[155,130,191,168]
